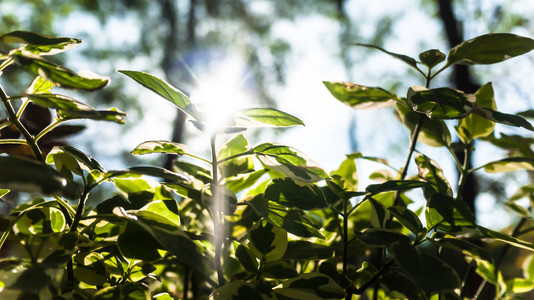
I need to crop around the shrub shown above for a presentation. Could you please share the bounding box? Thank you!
[1,30,534,299]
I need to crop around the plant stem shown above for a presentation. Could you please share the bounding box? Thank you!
[69,188,90,232]
[216,150,254,165]
[0,85,44,161]
[0,139,27,145]
[210,135,225,287]
[342,197,349,275]
[393,116,423,206]
[354,260,394,295]
[455,142,471,201]
[35,118,63,142]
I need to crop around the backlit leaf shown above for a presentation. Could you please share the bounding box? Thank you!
[25,93,93,111]
[395,102,451,147]
[57,107,126,124]
[247,195,324,238]
[236,108,304,127]
[506,278,534,294]
[419,49,446,69]
[407,86,476,119]
[414,152,452,197]
[457,82,496,142]
[217,134,254,178]
[355,43,420,71]
[1,30,81,55]
[483,157,534,173]
[253,143,328,182]
[264,178,328,210]
[12,52,109,90]
[26,76,55,94]
[275,272,345,300]
[366,180,428,195]
[119,70,200,121]
[323,81,398,110]
[283,241,333,260]
[474,107,534,131]
[447,33,534,65]
[388,206,423,234]
[132,140,187,156]
[248,220,287,262]
[477,226,534,251]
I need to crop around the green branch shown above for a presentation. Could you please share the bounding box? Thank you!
[0,85,44,161]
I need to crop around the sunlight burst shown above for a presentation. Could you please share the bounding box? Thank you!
[189,56,250,134]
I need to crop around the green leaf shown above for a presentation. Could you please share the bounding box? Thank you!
[369,197,388,228]
[366,180,428,195]
[395,102,451,147]
[323,81,398,110]
[253,143,328,182]
[118,222,162,261]
[523,254,534,280]
[477,226,534,251]
[418,254,461,293]
[236,108,304,127]
[264,178,328,210]
[132,140,187,156]
[330,156,358,191]
[26,76,55,94]
[12,52,109,90]
[407,86,476,119]
[248,220,288,262]
[506,278,534,294]
[426,194,475,231]
[505,201,530,218]
[262,261,299,279]
[1,30,81,55]
[173,160,212,184]
[132,215,206,273]
[0,155,66,195]
[211,281,257,300]
[274,272,345,300]
[25,93,93,111]
[482,157,534,173]
[225,169,267,194]
[457,82,496,142]
[357,228,412,248]
[137,200,180,228]
[414,152,452,197]
[248,195,324,238]
[283,241,333,260]
[9,265,51,292]
[73,266,107,286]
[47,145,105,173]
[107,166,189,183]
[473,107,534,131]
[447,33,534,65]
[388,206,423,234]
[419,49,446,69]
[355,43,421,71]
[218,134,254,178]
[0,189,9,199]
[119,70,200,121]
[433,234,493,263]
[235,244,258,272]
[57,107,126,124]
